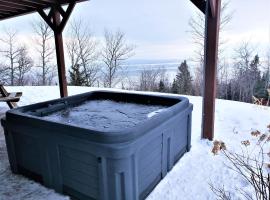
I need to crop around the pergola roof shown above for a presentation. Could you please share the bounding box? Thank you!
[0,0,86,21]
[0,0,210,22]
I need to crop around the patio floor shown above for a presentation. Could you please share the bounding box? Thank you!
[0,108,68,200]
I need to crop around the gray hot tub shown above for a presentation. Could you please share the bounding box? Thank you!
[1,90,193,200]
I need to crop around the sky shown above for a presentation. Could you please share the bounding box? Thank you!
[0,0,269,61]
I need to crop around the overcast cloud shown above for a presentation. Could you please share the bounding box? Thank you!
[0,0,269,60]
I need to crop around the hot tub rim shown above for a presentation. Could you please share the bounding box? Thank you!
[2,90,192,144]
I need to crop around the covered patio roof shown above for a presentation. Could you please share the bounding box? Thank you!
[0,0,221,140]
[0,0,85,21]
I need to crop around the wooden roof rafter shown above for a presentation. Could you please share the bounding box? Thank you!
[190,0,206,14]
[0,1,37,9]
[0,0,86,21]
[38,2,75,33]
[190,0,217,17]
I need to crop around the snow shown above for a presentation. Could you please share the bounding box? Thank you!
[0,86,270,200]
[42,100,167,131]
[147,108,167,118]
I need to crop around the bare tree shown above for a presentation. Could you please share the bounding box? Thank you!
[188,12,205,64]
[189,0,233,96]
[137,67,168,92]
[0,28,21,86]
[217,59,230,99]
[0,64,10,84]
[189,0,232,63]
[263,49,270,90]
[231,42,259,102]
[32,19,55,85]
[139,69,160,91]
[15,46,33,86]
[66,19,99,86]
[193,66,204,96]
[101,30,135,88]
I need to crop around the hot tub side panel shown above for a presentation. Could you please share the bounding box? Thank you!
[136,105,192,199]
[1,104,192,200]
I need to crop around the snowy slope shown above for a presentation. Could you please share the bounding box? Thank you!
[0,86,270,200]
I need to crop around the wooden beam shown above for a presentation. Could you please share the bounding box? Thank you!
[0,3,19,9]
[4,0,47,7]
[58,2,76,32]
[0,0,87,21]
[38,8,55,31]
[21,0,48,6]
[0,0,47,21]
[53,9,68,97]
[202,0,221,140]
[190,0,206,14]
[0,5,24,12]
[209,0,216,17]
[0,10,14,15]
[38,0,58,3]
[0,1,37,9]
[55,4,67,18]
[38,3,77,97]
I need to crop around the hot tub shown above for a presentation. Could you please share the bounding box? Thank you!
[1,91,193,200]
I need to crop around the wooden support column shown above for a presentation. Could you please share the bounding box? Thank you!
[202,0,221,140]
[38,2,75,98]
[53,10,67,97]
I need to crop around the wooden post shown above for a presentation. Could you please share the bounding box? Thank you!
[202,0,221,140]
[53,10,68,97]
[39,3,75,98]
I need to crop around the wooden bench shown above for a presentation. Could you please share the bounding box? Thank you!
[0,85,22,109]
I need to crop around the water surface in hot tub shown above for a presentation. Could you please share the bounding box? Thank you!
[42,100,168,131]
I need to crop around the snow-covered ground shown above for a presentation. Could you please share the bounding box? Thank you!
[0,86,270,200]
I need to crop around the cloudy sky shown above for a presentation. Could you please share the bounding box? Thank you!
[0,0,269,61]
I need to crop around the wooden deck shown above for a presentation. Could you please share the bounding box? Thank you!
[0,109,68,200]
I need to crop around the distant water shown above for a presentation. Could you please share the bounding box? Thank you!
[119,60,181,83]
[96,59,195,88]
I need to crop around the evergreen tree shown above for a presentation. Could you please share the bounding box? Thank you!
[255,71,268,98]
[69,64,86,86]
[158,80,165,92]
[171,79,178,94]
[249,55,262,98]
[175,60,193,95]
